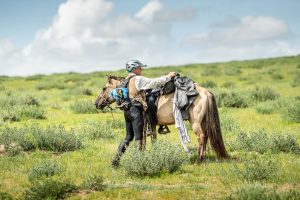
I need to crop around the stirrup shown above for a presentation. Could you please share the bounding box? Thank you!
[158,125,170,134]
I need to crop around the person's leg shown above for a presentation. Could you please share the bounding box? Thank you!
[131,106,144,150]
[111,110,134,167]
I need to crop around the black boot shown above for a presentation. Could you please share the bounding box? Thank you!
[111,140,128,168]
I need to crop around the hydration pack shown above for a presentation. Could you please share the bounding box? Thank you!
[110,75,136,111]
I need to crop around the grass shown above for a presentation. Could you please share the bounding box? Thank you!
[0,55,299,199]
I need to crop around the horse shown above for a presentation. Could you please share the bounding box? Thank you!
[95,75,228,162]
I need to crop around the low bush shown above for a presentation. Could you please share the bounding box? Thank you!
[70,100,98,114]
[250,87,279,102]
[0,125,82,153]
[201,66,221,76]
[220,113,240,133]
[231,130,300,154]
[291,73,300,87]
[271,73,284,80]
[224,67,242,76]
[121,140,187,177]
[270,134,300,154]
[33,125,82,152]
[6,142,23,157]
[256,101,275,114]
[28,160,62,181]
[24,179,77,200]
[82,88,93,96]
[0,93,45,122]
[200,80,217,88]
[222,82,235,88]
[80,120,115,139]
[216,90,248,108]
[81,174,105,191]
[239,156,278,181]
[225,184,300,200]
[36,81,66,90]
[0,191,13,200]
[281,101,300,123]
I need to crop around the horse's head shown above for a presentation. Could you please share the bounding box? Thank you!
[95,75,125,110]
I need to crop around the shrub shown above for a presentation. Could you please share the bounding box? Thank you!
[0,191,13,200]
[291,73,300,87]
[224,68,242,76]
[222,82,235,88]
[121,140,187,177]
[201,66,221,76]
[238,157,278,181]
[33,125,82,152]
[256,102,275,114]
[81,175,105,191]
[70,100,98,114]
[281,101,300,122]
[270,134,300,154]
[28,160,62,181]
[216,91,248,108]
[24,179,77,200]
[250,87,279,102]
[82,88,93,96]
[6,142,23,157]
[231,130,269,153]
[220,113,240,133]
[36,81,66,90]
[0,125,82,153]
[0,93,45,121]
[225,184,300,200]
[80,120,115,139]
[271,73,284,80]
[200,80,217,88]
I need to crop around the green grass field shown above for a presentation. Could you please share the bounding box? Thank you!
[0,55,300,199]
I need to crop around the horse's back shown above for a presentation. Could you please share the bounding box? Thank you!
[156,84,210,125]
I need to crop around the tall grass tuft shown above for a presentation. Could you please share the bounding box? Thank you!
[81,174,105,191]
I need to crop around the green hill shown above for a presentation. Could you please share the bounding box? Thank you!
[0,55,300,199]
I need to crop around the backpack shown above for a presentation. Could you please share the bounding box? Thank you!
[110,75,136,111]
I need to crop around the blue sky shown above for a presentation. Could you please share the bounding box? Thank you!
[0,0,299,76]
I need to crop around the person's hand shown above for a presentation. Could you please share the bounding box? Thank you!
[168,72,177,78]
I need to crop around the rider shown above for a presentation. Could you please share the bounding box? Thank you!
[111,60,177,167]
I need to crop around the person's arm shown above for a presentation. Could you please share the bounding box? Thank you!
[135,72,176,91]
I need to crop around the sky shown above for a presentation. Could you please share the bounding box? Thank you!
[0,0,299,76]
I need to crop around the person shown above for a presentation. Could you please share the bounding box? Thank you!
[111,60,177,167]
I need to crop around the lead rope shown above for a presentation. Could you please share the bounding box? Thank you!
[107,104,115,121]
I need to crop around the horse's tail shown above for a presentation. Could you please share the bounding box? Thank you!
[205,92,228,158]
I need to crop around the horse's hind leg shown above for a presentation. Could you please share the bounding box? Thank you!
[192,122,206,163]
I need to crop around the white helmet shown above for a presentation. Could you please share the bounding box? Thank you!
[125,60,147,72]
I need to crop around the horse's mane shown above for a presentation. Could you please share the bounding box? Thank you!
[107,75,125,83]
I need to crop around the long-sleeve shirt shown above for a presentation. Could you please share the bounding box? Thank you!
[134,75,171,91]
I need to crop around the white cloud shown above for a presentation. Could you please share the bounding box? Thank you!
[0,0,199,76]
[183,15,300,63]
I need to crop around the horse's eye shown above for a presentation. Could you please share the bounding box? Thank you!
[103,87,107,90]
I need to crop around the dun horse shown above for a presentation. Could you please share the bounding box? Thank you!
[95,75,228,162]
